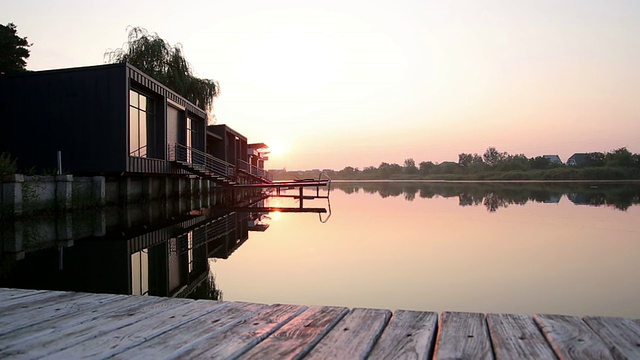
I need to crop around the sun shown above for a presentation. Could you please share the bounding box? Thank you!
[268,140,288,157]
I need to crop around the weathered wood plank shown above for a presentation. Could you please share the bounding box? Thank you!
[0,296,183,357]
[2,288,639,360]
[238,305,349,360]
[487,313,557,360]
[113,301,268,360]
[173,304,308,359]
[368,310,438,360]
[0,292,122,336]
[0,291,92,318]
[45,299,228,359]
[0,289,82,311]
[0,288,46,302]
[433,311,493,360]
[534,314,613,359]
[0,294,159,351]
[306,308,391,360]
[583,316,640,359]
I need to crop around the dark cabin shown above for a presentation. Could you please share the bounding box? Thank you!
[205,125,271,182]
[0,63,207,175]
[206,124,247,169]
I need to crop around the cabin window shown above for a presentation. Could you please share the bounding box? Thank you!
[129,89,156,157]
[187,118,194,149]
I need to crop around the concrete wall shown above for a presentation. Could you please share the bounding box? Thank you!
[1,174,223,218]
[1,174,105,217]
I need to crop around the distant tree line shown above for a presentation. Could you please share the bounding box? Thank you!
[271,147,640,181]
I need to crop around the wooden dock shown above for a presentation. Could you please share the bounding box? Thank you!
[231,180,330,189]
[1,288,638,359]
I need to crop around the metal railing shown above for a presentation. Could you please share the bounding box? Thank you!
[129,145,148,157]
[205,213,237,241]
[238,159,269,179]
[168,143,235,181]
[252,165,267,179]
[237,159,250,172]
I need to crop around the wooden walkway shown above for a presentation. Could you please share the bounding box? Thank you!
[1,288,638,359]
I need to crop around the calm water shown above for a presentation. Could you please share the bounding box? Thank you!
[214,181,640,318]
[1,181,639,318]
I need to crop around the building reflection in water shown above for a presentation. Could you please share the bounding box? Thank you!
[0,189,330,300]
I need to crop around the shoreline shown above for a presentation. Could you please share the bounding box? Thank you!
[329,178,640,184]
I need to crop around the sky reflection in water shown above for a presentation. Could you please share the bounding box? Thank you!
[213,182,640,318]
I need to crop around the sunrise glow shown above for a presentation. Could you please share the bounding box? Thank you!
[269,211,282,221]
[7,1,640,170]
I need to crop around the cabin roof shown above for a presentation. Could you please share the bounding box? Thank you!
[248,143,268,149]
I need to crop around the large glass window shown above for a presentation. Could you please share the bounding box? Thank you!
[129,89,155,157]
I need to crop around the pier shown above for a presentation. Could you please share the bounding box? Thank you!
[1,288,638,359]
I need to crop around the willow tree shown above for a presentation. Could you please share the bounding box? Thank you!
[0,23,31,74]
[105,27,219,117]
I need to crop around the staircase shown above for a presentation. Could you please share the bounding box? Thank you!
[168,143,236,185]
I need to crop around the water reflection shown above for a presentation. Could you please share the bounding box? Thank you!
[334,181,640,211]
[212,182,639,318]
[0,190,330,300]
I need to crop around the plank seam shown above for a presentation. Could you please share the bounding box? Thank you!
[427,314,439,360]
[227,305,311,360]
[102,300,231,358]
[361,310,393,360]
[169,305,309,360]
[293,307,351,360]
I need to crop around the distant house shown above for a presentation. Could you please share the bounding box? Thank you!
[206,125,270,182]
[543,155,562,165]
[567,153,591,167]
[247,143,269,179]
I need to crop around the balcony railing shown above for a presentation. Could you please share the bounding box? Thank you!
[129,145,148,157]
[238,160,269,179]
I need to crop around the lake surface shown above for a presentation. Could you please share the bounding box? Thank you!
[2,181,639,318]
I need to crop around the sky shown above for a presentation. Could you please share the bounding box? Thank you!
[4,0,640,170]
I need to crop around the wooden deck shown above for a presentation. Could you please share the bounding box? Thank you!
[1,288,638,359]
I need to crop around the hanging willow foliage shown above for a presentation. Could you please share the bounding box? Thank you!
[105,27,219,116]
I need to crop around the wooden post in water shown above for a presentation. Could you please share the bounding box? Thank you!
[299,186,304,208]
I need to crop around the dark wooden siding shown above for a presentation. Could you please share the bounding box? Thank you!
[127,157,170,174]
[0,63,209,175]
[0,64,128,174]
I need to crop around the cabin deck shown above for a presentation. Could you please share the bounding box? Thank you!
[0,288,638,359]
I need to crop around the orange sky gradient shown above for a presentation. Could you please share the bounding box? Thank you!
[5,0,640,170]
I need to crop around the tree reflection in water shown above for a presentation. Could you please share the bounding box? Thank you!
[185,270,223,301]
[334,182,640,212]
